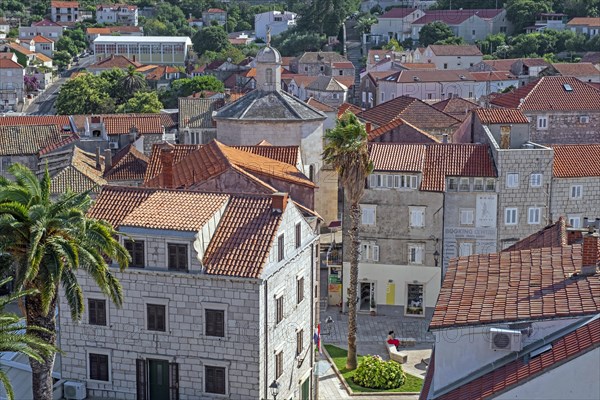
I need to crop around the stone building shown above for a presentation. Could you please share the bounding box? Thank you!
[289,52,355,78]
[491,76,600,144]
[178,97,224,145]
[50,1,80,23]
[59,187,320,400]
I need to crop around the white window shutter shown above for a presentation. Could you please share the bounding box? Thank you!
[372,245,379,262]
[411,176,417,188]
[369,174,377,188]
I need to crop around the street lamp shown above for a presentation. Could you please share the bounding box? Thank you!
[433,250,440,267]
[269,380,280,400]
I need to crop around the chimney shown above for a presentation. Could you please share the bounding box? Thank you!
[442,133,449,143]
[365,122,372,133]
[272,192,288,214]
[160,148,174,188]
[132,54,136,63]
[103,148,112,171]
[95,147,101,170]
[581,232,600,276]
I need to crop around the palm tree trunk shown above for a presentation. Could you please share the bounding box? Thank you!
[26,294,57,400]
[346,202,360,370]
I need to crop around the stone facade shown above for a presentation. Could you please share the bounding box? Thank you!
[526,111,600,145]
[550,176,600,228]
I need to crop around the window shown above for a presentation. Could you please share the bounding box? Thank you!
[147,304,166,331]
[448,177,458,191]
[408,244,424,264]
[369,174,382,188]
[339,70,343,76]
[570,185,583,199]
[381,92,385,102]
[460,209,474,225]
[205,309,225,337]
[89,353,109,381]
[406,284,424,316]
[296,329,304,356]
[530,173,542,187]
[537,116,548,130]
[294,224,302,250]
[486,178,496,192]
[296,276,304,304]
[500,26,507,33]
[580,115,589,124]
[266,68,273,84]
[473,178,484,191]
[459,242,473,257]
[124,239,144,268]
[568,215,582,228]
[459,178,470,191]
[506,173,519,188]
[205,366,226,394]
[443,63,448,69]
[360,204,376,225]
[278,234,285,262]
[528,207,541,224]
[88,299,106,326]
[167,243,188,271]
[276,295,283,324]
[394,175,418,189]
[359,242,379,262]
[409,207,425,228]
[505,208,518,225]
[275,351,283,379]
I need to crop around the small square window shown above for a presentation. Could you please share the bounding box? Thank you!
[124,239,144,268]
[88,299,106,326]
[506,173,519,188]
[89,353,109,381]
[459,178,470,191]
[147,304,166,332]
[460,209,474,225]
[537,116,548,130]
[276,296,283,324]
[205,366,226,394]
[167,243,188,271]
[528,207,541,224]
[580,115,589,124]
[505,208,518,225]
[448,177,458,191]
[205,309,225,337]
[278,234,285,262]
[485,178,496,191]
[408,244,424,264]
[570,185,583,199]
[473,178,484,191]
[568,215,581,228]
[530,173,542,187]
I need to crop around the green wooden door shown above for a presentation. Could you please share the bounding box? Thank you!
[148,359,169,400]
[301,377,310,400]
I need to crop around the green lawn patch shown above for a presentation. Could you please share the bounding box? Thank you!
[324,344,423,393]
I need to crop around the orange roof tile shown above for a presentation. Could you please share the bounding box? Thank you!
[474,108,530,125]
[369,143,425,172]
[121,191,229,231]
[49,147,107,194]
[104,144,148,182]
[567,17,600,27]
[144,143,201,183]
[337,102,363,118]
[86,27,111,35]
[504,218,568,252]
[431,243,600,330]
[102,115,164,135]
[551,144,600,177]
[432,98,479,121]
[399,63,436,69]
[306,97,336,113]
[34,53,52,63]
[51,1,79,7]
[0,58,24,69]
[0,115,73,132]
[32,35,53,43]
[551,62,600,77]
[367,118,439,142]
[0,125,66,156]
[88,186,158,227]
[491,76,600,111]
[470,71,517,81]
[88,55,142,70]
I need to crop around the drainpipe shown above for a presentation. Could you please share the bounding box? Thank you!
[311,243,316,400]
[264,280,269,400]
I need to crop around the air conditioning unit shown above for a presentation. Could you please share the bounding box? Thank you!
[64,381,87,400]
[108,142,119,149]
[490,328,523,351]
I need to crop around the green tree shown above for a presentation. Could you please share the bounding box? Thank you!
[479,33,507,55]
[142,19,174,36]
[55,36,78,57]
[120,66,148,95]
[435,36,466,45]
[52,50,71,70]
[509,34,541,57]
[271,29,327,56]
[117,91,163,113]
[296,0,360,37]
[418,21,456,47]
[322,112,373,371]
[382,38,403,51]
[0,165,129,400]
[356,15,377,35]
[99,68,128,103]
[171,75,225,97]
[192,26,230,55]
[56,74,116,115]
[506,0,552,33]
[0,278,56,400]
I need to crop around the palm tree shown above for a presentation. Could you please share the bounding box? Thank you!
[0,277,56,400]
[121,65,147,95]
[323,111,373,370]
[0,165,130,400]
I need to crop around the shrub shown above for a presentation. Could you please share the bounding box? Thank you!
[352,355,406,389]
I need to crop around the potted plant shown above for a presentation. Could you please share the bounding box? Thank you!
[370,294,377,315]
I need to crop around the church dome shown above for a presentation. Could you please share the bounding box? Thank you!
[256,45,282,65]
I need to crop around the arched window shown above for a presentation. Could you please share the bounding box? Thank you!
[266,68,273,84]
[92,130,101,137]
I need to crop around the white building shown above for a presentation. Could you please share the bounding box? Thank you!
[60,187,320,400]
[93,36,192,65]
[19,19,65,41]
[421,45,483,70]
[50,1,80,23]
[0,19,9,39]
[0,58,25,111]
[369,7,426,43]
[421,221,600,400]
[96,4,139,26]
[255,11,297,41]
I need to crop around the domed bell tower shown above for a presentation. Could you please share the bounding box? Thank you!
[255,26,282,92]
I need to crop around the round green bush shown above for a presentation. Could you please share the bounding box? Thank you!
[352,355,406,389]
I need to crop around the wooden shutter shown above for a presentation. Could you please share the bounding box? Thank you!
[169,362,179,400]
[372,245,379,262]
[136,359,147,400]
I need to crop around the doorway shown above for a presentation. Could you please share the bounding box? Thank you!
[359,282,375,312]
[148,359,170,400]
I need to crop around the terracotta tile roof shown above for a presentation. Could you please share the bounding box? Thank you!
[104,144,148,182]
[390,70,476,83]
[567,17,600,27]
[178,97,223,129]
[436,317,600,400]
[581,52,600,64]
[97,4,137,11]
[86,27,111,35]
[0,54,15,60]
[0,115,73,132]
[34,53,52,63]
[102,114,164,135]
[491,76,600,111]
[0,58,23,69]
[203,194,282,278]
[426,45,483,56]
[158,112,178,131]
[121,191,228,231]
[306,97,336,112]
[166,140,314,189]
[550,62,600,77]
[399,63,436,69]
[32,35,53,43]
[281,56,294,67]
[335,76,355,89]
[88,55,142,70]
[233,145,300,166]
[88,186,158,227]
[551,144,600,177]
[207,8,225,13]
[38,133,79,155]
[358,96,461,130]
[367,118,439,142]
[0,125,65,156]
[295,51,348,64]
[144,143,201,183]
[33,19,62,27]
[504,218,568,252]
[146,65,179,81]
[430,244,600,330]
[331,61,354,69]
[306,76,347,91]
[414,9,503,25]
[290,75,318,88]
[337,103,363,118]
[49,147,107,194]
[474,108,529,125]
[369,143,425,172]
[51,1,79,8]
[432,98,479,121]
[379,8,417,18]
[470,71,517,81]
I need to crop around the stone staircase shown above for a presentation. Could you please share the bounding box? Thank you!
[320,297,328,314]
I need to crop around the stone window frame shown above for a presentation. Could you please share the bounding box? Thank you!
[528,207,541,225]
[167,241,190,272]
[88,297,108,326]
[86,348,112,383]
[408,243,424,265]
[536,115,548,130]
[144,297,169,333]
[204,363,228,396]
[409,206,426,228]
[123,237,145,269]
[570,185,583,199]
[360,204,377,226]
[459,208,475,226]
[504,207,518,225]
[530,173,543,188]
[202,302,228,338]
[506,173,519,188]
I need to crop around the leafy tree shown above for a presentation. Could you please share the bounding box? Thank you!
[235,20,252,31]
[356,15,377,35]
[382,38,402,51]
[478,33,507,55]
[56,74,116,115]
[52,51,72,70]
[296,0,360,37]
[271,29,327,56]
[435,36,466,45]
[509,34,541,57]
[55,36,78,57]
[0,277,56,400]
[192,26,230,55]
[142,19,174,36]
[565,33,587,52]
[0,165,129,400]
[171,75,225,97]
[418,21,456,47]
[323,112,373,371]
[506,0,552,33]
[433,0,500,8]
[117,91,163,113]
[120,66,148,95]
